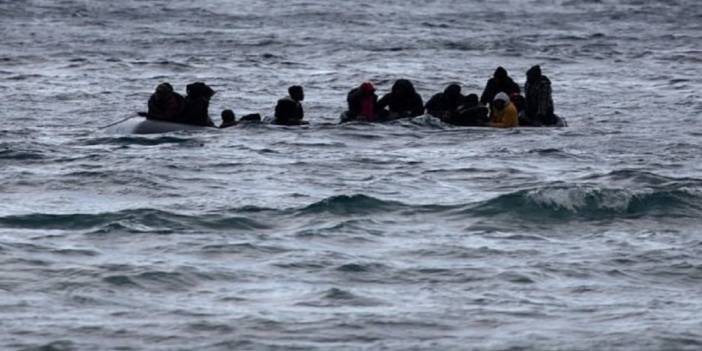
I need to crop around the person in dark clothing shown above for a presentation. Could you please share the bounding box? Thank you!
[344,81,382,122]
[479,66,521,106]
[446,93,489,126]
[509,94,535,126]
[179,82,216,127]
[425,84,464,119]
[273,85,306,125]
[147,82,185,121]
[377,79,424,119]
[219,109,236,128]
[525,65,557,125]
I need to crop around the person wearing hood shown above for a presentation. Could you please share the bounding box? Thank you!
[446,93,489,126]
[489,92,519,128]
[480,66,521,106]
[344,81,382,122]
[179,82,216,127]
[425,84,464,119]
[147,82,185,121]
[525,65,556,125]
[274,85,306,125]
[377,79,424,119]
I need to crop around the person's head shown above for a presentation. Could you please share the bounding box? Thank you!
[360,81,376,95]
[155,82,174,97]
[392,79,415,96]
[289,85,304,101]
[492,92,510,110]
[221,109,235,123]
[493,66,508,84]
[444,84,461,99]
[187,82,215,100]
[464,93,479,107]
[526,65,542,83]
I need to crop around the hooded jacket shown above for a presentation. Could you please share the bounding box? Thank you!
[490,93,519,128]
[525,65,556,125]
[425,84,464,118]
[179,82,216,127]
[377,79,424,118]
[480,67,521,105]
[347,82,380,121]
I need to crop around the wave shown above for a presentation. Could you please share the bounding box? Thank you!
[3,181,699,232]
[0,208,271,232]
[467,184,702,220]
[297,194,408,215]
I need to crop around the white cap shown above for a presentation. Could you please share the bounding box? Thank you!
[493,92,510,103]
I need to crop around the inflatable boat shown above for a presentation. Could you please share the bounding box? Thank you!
[103,117,215,134]
[339,111,567,127]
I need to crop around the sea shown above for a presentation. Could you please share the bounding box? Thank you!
[1,0,701,350]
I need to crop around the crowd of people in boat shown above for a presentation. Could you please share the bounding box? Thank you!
[144,65,561,128]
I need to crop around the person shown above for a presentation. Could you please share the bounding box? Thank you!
[425,84,464,119]
[273,85,306,125]
[377,79,424,119]
[179,82,216,127]
[509,94,535,126]
[147,82,184,121]
[446,93,489,126]
[480,66,521,106]
[343,81,382,122]
[525,65,557,125]
[489,92,519,128]
[219,109,236,128]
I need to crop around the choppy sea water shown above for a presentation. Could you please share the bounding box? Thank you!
[2,0,702,350]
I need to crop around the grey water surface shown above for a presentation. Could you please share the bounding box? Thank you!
[1,0,702,350]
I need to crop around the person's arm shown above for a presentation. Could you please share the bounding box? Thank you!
[537,81,553,117]
[479,79,493,105]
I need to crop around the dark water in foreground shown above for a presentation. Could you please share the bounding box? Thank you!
[1,0,702,350]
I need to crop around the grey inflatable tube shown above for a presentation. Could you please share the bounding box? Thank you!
[104,118,214,134]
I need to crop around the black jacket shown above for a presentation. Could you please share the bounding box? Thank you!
[425,92,464,117]
[274,96,304,125]
[147,93,184,121]
[447,105,489,126]
[179,96,215,127]
[377,92,424,118]
[479,78,520,105]
[525,76,556,125]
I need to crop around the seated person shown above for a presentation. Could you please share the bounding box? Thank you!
[489,92,519,128]
[425,84,464,119]
[273,85,306,125]
[509,94,537,126]
[219,109,236,128]
[343,81,382,122]
[178,82,216,127]
[480,66,521,106]
[525,65,557,126]
[446,94,489,126]
[147,82,184,121]
[377,79,424,119]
